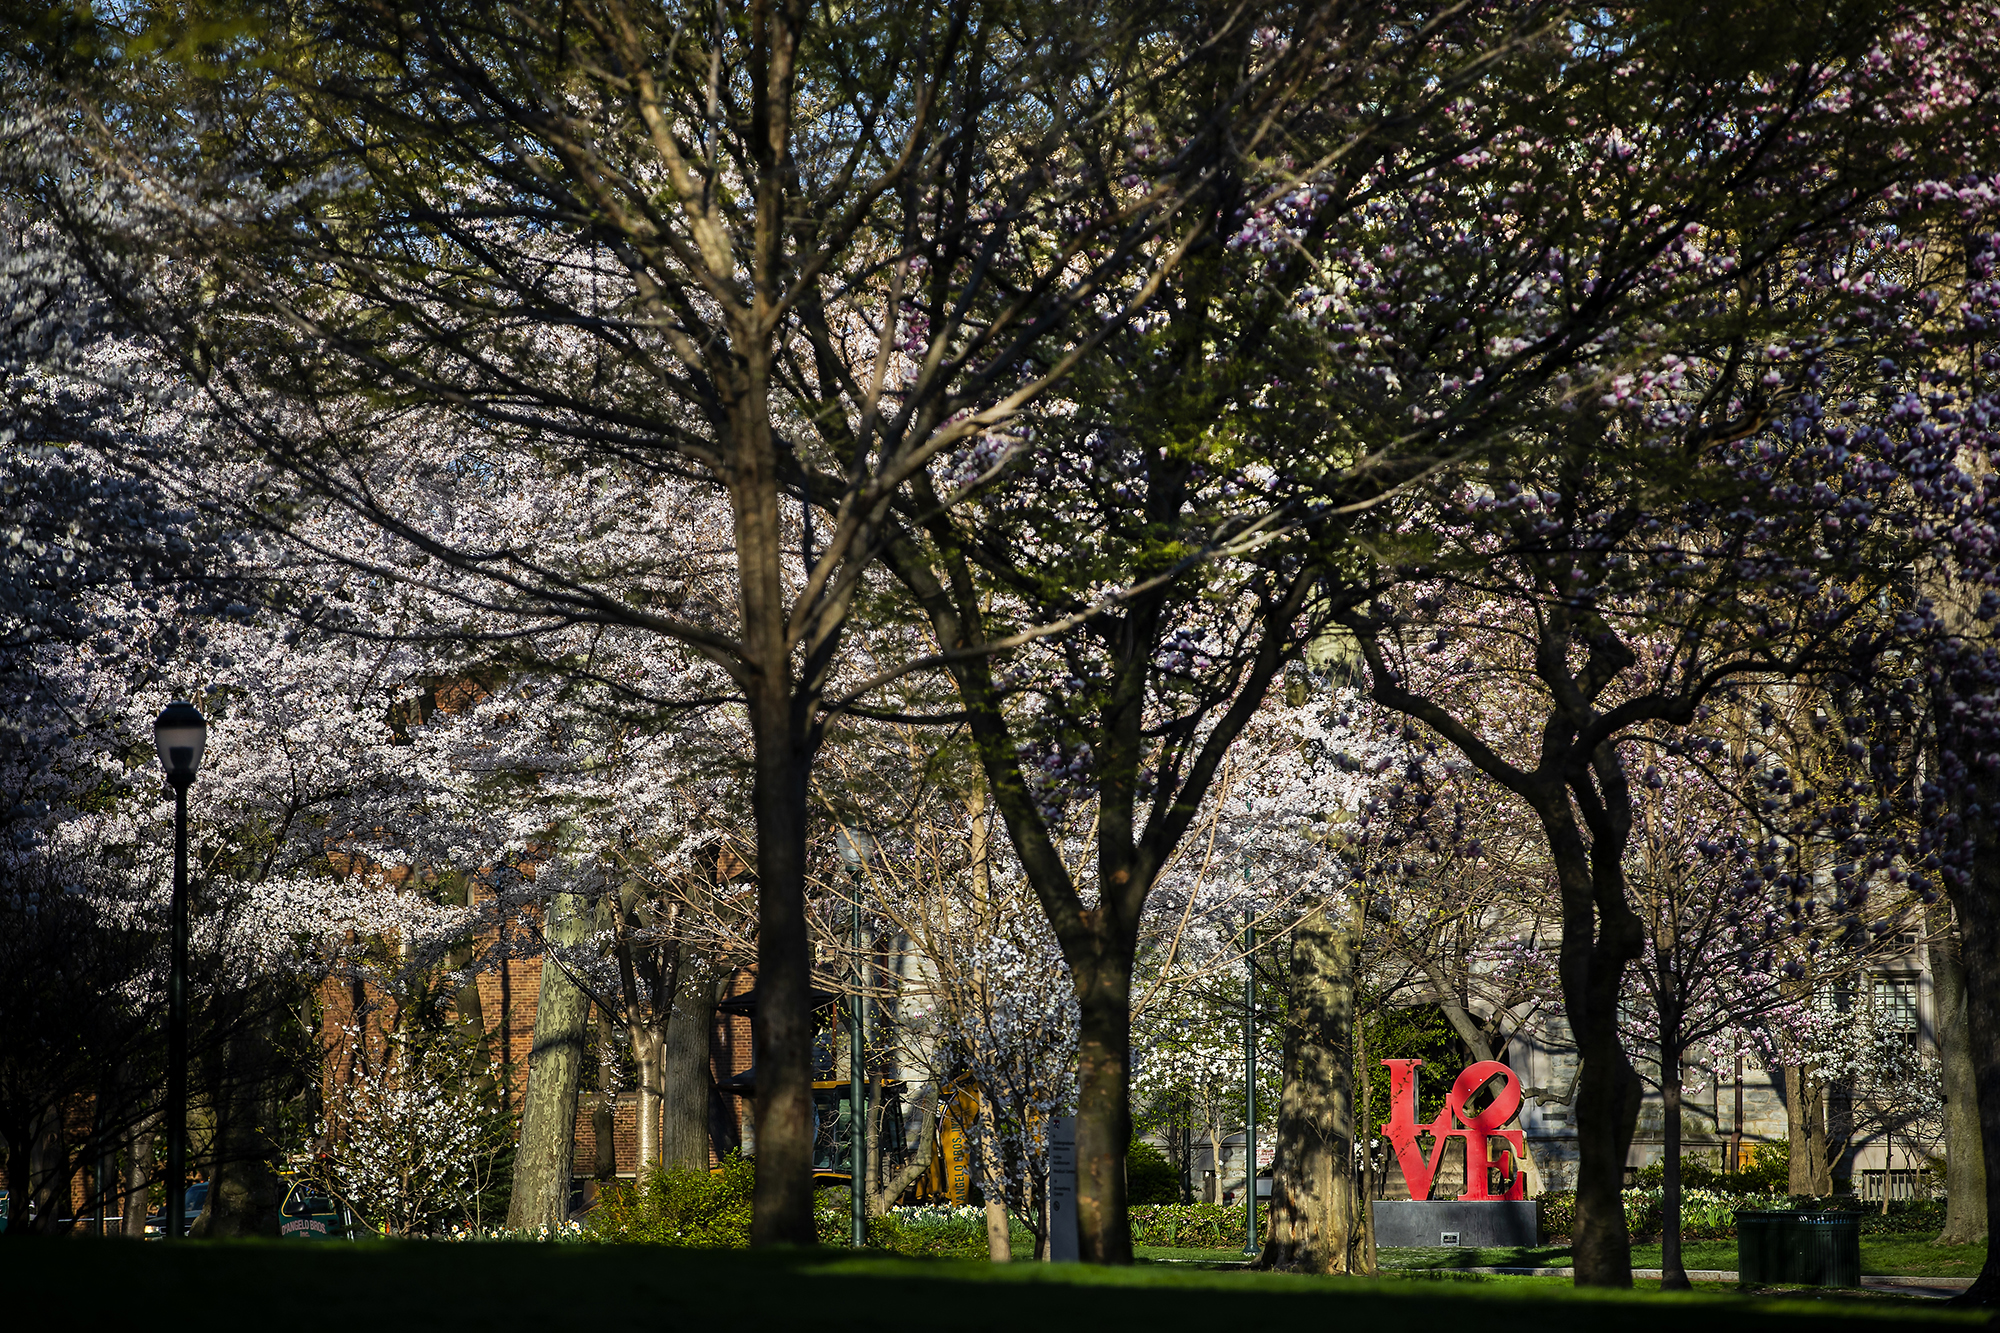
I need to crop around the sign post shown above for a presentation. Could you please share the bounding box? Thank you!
[1048,1116,1078,1262]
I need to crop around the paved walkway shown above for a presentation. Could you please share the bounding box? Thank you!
[1436,1266,1973,1297]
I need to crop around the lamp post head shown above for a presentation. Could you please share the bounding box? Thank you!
[153,701,208,789]
[834,827,876,872]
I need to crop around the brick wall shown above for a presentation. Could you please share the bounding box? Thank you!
[572,1091,643,1178]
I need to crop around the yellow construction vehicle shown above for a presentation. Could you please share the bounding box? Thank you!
[806,1078,978,1205]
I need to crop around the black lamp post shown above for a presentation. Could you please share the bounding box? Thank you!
[153,701,206,1240]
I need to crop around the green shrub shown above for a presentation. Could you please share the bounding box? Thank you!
[1734,1143,1791,1193]
[1128,1202,1266,1249]
[872,1205,991,1257]
[588,1153,755,1247]
[1633,1154,1722,1190]
[1633,1145,1790,1196]
[1126,1140,1182,1205]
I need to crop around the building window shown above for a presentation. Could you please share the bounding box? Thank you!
[1872,976,1919,1049]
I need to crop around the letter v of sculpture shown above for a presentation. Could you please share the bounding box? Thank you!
[1379,1060,1527,1201]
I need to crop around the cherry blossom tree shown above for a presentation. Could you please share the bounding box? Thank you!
[9,0,1371,1244]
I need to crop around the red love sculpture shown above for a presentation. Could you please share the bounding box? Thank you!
[1379,1059,1527,1201]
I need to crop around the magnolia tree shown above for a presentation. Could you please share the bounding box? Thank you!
[1616,716,1925,1285]
[1317,50,2000,1287]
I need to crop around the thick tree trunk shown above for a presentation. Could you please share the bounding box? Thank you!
[745,681,818,1246]
[1930,902,1988,1244]
[1945,772,2000,1305]
[506,889,593,1231]
[193,1009,286,1237]
[1259,899,1368,1274]
[1072,946,1134,1265]
[1659,1032,1689,1290]
[1569,1018,1643,1284]
[1546,816,1644,1287]
[663,956,725,1172]
[1785,1066,1830,1196]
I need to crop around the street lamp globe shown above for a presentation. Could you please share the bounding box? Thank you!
[153,702,208,787]
[834,826,875,871]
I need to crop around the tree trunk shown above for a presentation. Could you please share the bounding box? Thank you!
[1,1109,37,1238]
[1569,1009,1643,1284]
[1930,901,1987,1244]
[977,1099,1013,1261]
[1883,1124,1894,1215]
[592,1008,618,1185]
[193,1008,286,1237]
[663,955,725,1172]
[1072,945,1134,1265]
[1208,1112,1223,1203]
[506,889,593,1231]
[629,1024,663,1173]
[25,1103,70,1236]
[1944,770,2000,1304]
[1259,898,1368,1274]
[1785,1066,1830,1196]
[871,1084,941,1214]
[121,1114,156,1238]
[1544,810,1645,1287]
[1358,1014,1378,1266]
[745,673,819,1246]
[1659,1028,1689,1290]
[985,1197,1012,1261]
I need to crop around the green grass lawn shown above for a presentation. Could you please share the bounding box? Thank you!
[1134,1244,1254,1263]
[1628,1239,1988,1279]
[1373,1240,1988,1278]
[5,1238,1973,1332]
[1153,1240,1987,1279]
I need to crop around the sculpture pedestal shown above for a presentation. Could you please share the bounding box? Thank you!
[1371,1200,1539,1248]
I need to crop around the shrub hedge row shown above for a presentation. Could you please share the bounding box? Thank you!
[585,1157,1954,1252]
[1537,1189,1949,1241]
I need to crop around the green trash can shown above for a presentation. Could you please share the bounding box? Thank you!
[1736,1211,1784,1282]
[1734,1209,1861,1286]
